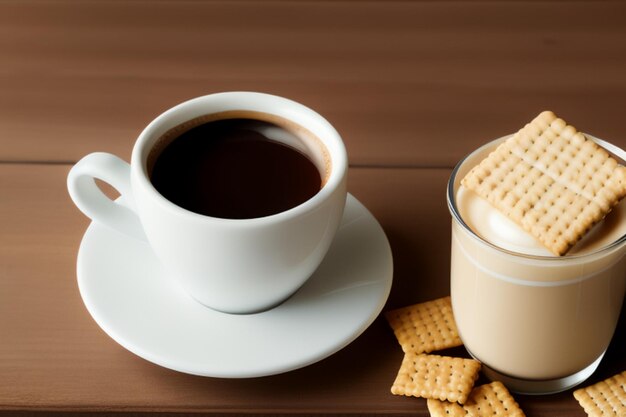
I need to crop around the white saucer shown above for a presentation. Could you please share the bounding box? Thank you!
[76,194,393,378]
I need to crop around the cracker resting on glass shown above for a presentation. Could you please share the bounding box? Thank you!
[462,111,626,255]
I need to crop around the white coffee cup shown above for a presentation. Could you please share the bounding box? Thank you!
[67,92,348,314]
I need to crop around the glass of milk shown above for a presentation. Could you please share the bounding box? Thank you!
[447,135,626,394]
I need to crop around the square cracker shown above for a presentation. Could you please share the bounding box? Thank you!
[426,398,466,417]
[463,381,526,417]
[462,111,626,255]
[391,353,481,404]
[385,296,462,354]
[427,381,526,417]
[573,370,626,417]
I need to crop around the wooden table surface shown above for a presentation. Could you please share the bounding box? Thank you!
[1,1,625,416]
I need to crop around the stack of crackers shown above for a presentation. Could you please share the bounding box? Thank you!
[386,296,626,416]
[385,296,526,416]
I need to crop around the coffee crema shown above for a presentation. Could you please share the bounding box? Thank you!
[149,112,329,219]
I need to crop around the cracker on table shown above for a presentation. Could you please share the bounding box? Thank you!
[427,381,526,417]
[573,370,626,417]
[426,398,466,417]
[462,110,626,255]
[384,296,462,354]
[391,353,481,404]
[463,381,526,417]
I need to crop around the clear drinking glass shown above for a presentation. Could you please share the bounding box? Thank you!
[447,136,626,394]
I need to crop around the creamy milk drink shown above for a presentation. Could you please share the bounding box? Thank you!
[448,134,626,394]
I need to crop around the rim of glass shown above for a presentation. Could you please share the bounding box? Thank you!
[447,135,626,261]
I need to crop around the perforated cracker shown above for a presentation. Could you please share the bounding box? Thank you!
[464,381,526,417]
[573,370,626,416]
[462,111,626,255]
[426,398,466,417]
[427,381,526,417]
[385,296,462,354]
[391,353,481,404]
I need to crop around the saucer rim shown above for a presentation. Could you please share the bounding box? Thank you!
[76,193,393,378]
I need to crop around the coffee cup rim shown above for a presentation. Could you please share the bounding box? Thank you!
[130,92,347,223]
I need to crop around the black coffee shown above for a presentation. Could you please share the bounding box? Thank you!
[150,118,323,219]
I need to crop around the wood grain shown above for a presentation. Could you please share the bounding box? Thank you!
[2,1,626,416]
[1,1,626,166]
[0,164,443,415]
[2,163,622,416]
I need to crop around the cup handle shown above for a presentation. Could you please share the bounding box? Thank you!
[67,152,146,241]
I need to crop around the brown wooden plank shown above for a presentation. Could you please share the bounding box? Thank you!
[0,164,430,414]
[2,1,626,415]
[1,1,626,166]
[3,163,623,416]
